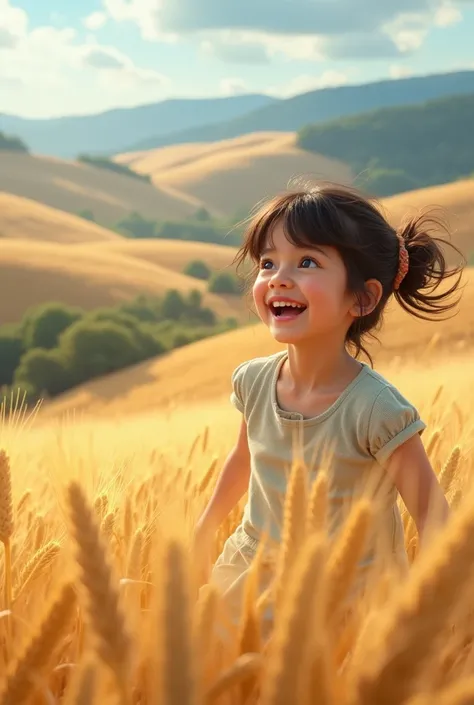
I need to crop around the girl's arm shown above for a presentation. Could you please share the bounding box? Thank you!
[385,433,450,550]
[194,417,251,543]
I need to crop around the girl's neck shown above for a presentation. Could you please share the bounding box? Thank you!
[284,341,362,395]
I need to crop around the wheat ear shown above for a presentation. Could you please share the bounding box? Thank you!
[0,582,76,705]
[0,450,13,616]
[325,500,372,622]
[350,498,474,705]
[155,537,197,705]
[14,540,61,601]
[260,534,326,705]
[273,460,308,611]
[67,481,131,699]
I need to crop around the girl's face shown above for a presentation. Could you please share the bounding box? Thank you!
[252,222,357,346]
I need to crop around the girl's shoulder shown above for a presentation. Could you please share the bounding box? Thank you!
[355,365,426,467]
[230,351,285,415]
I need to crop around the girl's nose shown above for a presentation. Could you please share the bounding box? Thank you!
[269,268,294,289]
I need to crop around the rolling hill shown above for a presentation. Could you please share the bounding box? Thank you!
[0,94,277,158]
[122,70,474,153]
[38,268,474,420]
[381,180,474,261]
[73,238,239,274]
[0,239,248,325]
[0,151,197,226]
[0,192,122,243]
[116,132,353,218]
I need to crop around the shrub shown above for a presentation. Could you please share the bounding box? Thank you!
[184,260,212,280]
[161,290,187,319]
[0,327,23,386]
[208,271,241,295]
[58,320,142,384]
[22,303,84,351]
[13,347,73,397]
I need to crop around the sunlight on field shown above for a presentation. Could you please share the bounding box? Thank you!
[1,338,474,701]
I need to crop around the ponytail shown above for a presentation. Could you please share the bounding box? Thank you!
[394,211,466,320]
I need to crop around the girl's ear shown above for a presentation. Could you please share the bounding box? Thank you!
[350,279,383,318]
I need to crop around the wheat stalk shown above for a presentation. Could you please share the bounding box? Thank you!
[350,497,474,705]
[0,582,76,705]
[0,450,13,623]
[66,481,131,701]
[260,534,326,705]
[154,537,197,705]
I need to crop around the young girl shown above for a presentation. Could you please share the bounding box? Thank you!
[194,183,465,619]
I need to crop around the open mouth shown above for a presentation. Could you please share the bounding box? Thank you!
[269,301,307,319]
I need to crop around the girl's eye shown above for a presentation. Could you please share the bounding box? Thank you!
[300,257,318,269]
[260,259,274,270]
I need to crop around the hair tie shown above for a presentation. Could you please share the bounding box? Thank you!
[393,235,409,291]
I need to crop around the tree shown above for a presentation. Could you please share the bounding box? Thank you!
[161,290,186,319]
[14,348,72,397]
[78,209,95,222]
[84,308,165,358]
[22,303,83,351]
[184,260,212,280]
[59,320,142,384]
[208,272,241,295]
[0,328,23,386]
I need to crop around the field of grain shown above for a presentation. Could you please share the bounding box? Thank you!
[1,319,474,703]
[116,132,354,218]
[0,152,196,225]
[0,239,246,324]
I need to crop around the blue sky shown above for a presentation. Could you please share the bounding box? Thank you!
[1,0,473,118]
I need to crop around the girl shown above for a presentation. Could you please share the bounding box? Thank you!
[194,183,465,619]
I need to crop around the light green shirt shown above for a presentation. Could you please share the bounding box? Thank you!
[231,350,426,564]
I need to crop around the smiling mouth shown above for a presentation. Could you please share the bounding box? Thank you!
[269,301,307,319]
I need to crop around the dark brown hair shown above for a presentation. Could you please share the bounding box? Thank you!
[234,182,466,363]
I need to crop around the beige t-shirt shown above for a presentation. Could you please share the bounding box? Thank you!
[231,350,425,564]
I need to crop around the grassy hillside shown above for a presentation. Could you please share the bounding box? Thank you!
[39,268,473,420]
[122,70,474,152]
[116,132,353,218]
[0,192,122,243]
[381,179,474,261]
[0,239,248,324]
[74,238,238,273]
[298,93,474,196]
[0,151,197,225]
[0,94,277,158]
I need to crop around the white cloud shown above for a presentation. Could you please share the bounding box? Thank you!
[201,35,271,64]
[220,77,248,96]
[0,0,27,46]
[0,0,169,117]
[101,0,469,64]
[389,64,413,79]
[83,11,108,31]
[434,3,463,26]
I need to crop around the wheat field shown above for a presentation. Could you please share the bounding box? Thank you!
[1,331,474,704]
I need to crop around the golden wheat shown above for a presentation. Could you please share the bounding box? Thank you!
[0,346,474,705]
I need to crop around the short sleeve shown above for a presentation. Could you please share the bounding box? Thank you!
[368,385,426,467]
[230,360,249,414]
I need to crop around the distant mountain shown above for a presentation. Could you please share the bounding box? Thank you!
[123,70,474,153]
[0,94,278,158]
[298,92,474,197]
